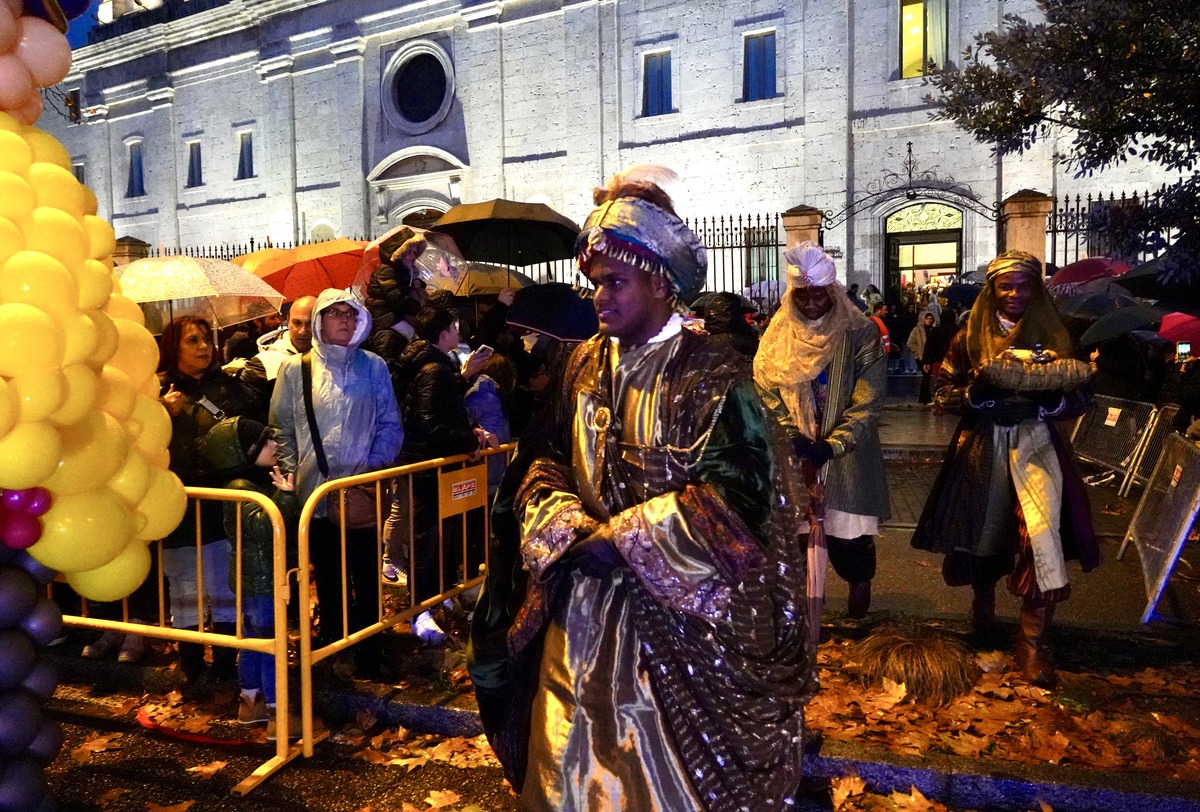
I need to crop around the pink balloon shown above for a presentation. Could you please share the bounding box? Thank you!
[1,512,40,550]
[15,16,69,87]
[24,488,50,518]
[11,88,39,124]
[0,4,18,54]
[0,52,32,109]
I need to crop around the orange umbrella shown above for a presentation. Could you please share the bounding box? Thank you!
[254,238,367,302]
[231,247,286,276]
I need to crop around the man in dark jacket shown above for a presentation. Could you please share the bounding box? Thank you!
[391,305,490,643]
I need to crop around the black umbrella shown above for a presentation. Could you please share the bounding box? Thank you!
[1078,304,1163,347]
[507,283,598,342]
[690,291,757,314]
[940,282,983,309]
[1056,285,1140,321]
[430,199,580,267]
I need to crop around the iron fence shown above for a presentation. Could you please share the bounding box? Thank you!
[1046,189,1177,270]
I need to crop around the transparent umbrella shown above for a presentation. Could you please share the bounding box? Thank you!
[115,255,284,335]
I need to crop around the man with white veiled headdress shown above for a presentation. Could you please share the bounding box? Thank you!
[475,166,816,812]
[754,242,890,619]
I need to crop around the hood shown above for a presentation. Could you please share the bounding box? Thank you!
[313,288,371,353]
[255,325,287,353]
[704,293,754,335]
[201,416,253,474]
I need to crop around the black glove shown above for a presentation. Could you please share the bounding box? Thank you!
[966,380,1010,410]
[990,393,1040,427]
[1027,390,1065,414]
[792,435,834,467]
[561,528,624,578]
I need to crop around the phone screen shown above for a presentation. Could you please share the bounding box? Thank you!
[1178,341,1192,358]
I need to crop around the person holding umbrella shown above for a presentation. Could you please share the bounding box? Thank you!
[911,250,1099,689]
[754,242,890,621]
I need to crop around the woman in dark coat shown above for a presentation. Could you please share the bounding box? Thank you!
[911,251,1099,689]
[703,291,759,360]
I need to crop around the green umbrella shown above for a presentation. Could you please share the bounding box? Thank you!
[1078,304,1163,347]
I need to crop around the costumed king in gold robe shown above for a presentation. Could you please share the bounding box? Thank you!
[475,166,816,812]
[754,243,890,620]
[911,250,1099,689]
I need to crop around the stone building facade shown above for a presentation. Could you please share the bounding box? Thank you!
[46,0,1171,293]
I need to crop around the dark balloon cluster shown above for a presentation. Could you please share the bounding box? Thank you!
[0,489,50,552]
[0,548,61,811]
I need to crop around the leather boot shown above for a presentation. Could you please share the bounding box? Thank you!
[1015,601,1056,689]
[210,622,238,684]
[970,583,997,629]
[847,581,872,619]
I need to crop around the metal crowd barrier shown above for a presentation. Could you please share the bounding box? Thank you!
[61,488,296,795]
[58,443,513,795]
[1070,395,1162,496]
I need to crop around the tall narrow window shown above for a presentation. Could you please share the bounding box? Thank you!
[235,131,254,180]
[125,141,145,198]
[642,51,671,117]
[185,141,202,188]
[900,0,948,79]
[743,32,777,102]
[67,89,82,124]
[71,162,85,185]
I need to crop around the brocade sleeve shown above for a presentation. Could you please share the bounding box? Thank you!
[518,459,599,579]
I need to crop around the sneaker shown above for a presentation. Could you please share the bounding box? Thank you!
[412,611,447,646]
[117,634,146,664]
[381,561,407,586]
[237,693,270,726]
[265,707,303,741]
[82,631,122,660]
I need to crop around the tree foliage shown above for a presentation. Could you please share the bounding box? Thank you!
[927,0,1200,276]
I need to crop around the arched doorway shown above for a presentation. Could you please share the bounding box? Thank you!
[885,202,963,295]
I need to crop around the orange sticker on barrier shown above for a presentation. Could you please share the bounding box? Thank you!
[438,464,488,517]
[1104,407,1122,427]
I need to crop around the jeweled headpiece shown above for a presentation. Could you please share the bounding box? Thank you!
[785,242,837,287]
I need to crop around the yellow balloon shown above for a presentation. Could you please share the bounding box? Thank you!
[65,539,151,602]
[108,443,152,506]
[109,317,160,382]
[154,447,170,470]
[0,378,17,438]
[97,366,136,421]
[28,163,84,220]
[82,185,98,217]
[24,129,71,170]
[135,468,186,541]
[0,131,32,175]
[44,411,129,495]
[0,421,61,489]
[60,310,98,365]
[0,216,23,268]
[104,293,143,325]
[25,207,86,271]
[11,369,65,423]
[30,488,134,573]
[83,215,115,262]
[76,259,114,310]
[129,394,171,458]
[87,309,118,365]
[139,373,161,399]
[0,171,34,224]
[49,363,100,426]
[0,303,64,376]
[0,250,78,318]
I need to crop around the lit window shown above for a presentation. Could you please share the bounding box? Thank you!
[642,51,672,117]
[185,141,202,188]
[67,89,82,124]
[125,141,145,198]
[743,32,777,102]
[235,132,254,180]
[900,0,947,79]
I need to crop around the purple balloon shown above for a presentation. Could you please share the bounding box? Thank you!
[0,756,45,812]
[0,570,37,630]
[20,662,56,702]
[18,599,60,649]
[25,721,60,767]
[0,492,29,513]
[22,490,49,519]
[0,514,40,551]
[0,692,40,758]
[0,633,35,691]
[10,555,54,587]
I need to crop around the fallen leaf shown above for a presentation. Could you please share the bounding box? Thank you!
[186,761,227,780]
[110,697,141,718]
[71,732,124,764]
[830,774,867,808]
[391,756,428,772]
[1037,800,1054,812]
[356,710,378,731]
[98,788,129,810]
[424,788,462,808]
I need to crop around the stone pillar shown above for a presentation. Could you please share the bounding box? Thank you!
[330,34,366,239]
[1000,189,1053,270]
[257,53,299,243]
[112,236,150,266]
[782,204,823,248]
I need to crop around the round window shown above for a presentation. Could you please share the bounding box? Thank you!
[382,41,455,135]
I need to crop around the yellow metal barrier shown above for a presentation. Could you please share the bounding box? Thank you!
[61,487,298,796]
